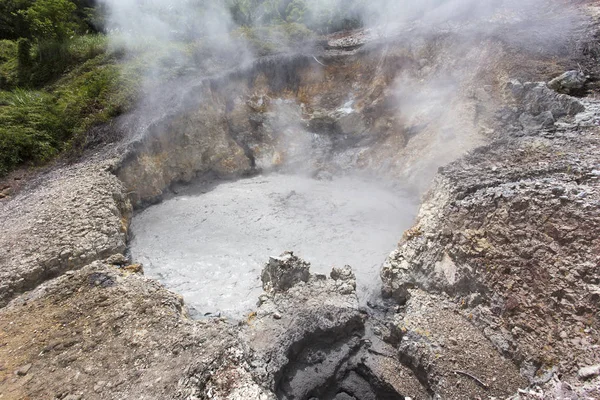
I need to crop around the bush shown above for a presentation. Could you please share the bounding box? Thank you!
[28,34,108,87]
[0,51,140,175]
[0,40,18,89]
[0,89,62,174]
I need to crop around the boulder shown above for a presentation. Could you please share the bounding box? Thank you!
[578,364,600,380]
[547,70,587,94]
[261,251,310,292]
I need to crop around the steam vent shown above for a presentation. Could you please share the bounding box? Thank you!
[1,0,600,399]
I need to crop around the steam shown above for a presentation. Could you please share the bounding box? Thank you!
[101,0,582,186]
[96,0,580,90]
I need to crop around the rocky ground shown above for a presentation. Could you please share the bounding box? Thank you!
[0,258,239,400]
[1,2,600,400]
[0,153,131,308]
[380,98,600,398]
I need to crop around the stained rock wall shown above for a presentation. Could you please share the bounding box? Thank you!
[381,91,600,396]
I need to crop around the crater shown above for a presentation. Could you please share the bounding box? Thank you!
[118,34,520,320]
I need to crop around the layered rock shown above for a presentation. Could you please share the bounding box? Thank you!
[381,94,600,396]
[0,157,132,307]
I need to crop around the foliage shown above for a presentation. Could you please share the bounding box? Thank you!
[17,38,32,85]
[233,22,315,56]
[1,0,98,41]
[54,55,140,137]
[0,42,140,175]
[229,0,287,26]
[289,0,363,33]
[0,40,18,89]
[0,0,33,40]
[29,34,109,86]
[0,89,62,175]
[229,0,364,33]
[19,0,79,41]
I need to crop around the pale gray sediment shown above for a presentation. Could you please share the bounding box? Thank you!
[130,173,419,318]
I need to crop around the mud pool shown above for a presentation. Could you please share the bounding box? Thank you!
[129,173,418,319]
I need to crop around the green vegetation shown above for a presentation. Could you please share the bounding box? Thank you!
[233,22,316,56]
[0,49,140,175]
[0,0,138,176]
[229,0,364,33]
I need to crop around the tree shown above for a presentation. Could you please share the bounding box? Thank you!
[229,0,286,26]
[17,38,32,85]
[19,0,78,41]
[0,0,34,40]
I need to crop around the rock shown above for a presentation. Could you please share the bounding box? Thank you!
[466,292,483,308]
[261,252,310,293]
[519,111,555,131]
[330,265,357,295]
[559,331,568,339]
[245,254,416,400]
[94,381,106,393]
[123,263,144,274]
[106,253,128,266]
[330,265,354,282]
[307,111,338,134]
[507,80,585,119]
[15,363,32,376]
[548,71,587,94]
[578,364,600,380]
[89,272,115,288]
[337,112,366,136]
[381,250,413,304]
[333,393,355,400]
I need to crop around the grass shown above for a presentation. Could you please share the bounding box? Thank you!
[0,40,18,89]
[0,89,61,175]
[28,34,110,87]
[0,34,141,175]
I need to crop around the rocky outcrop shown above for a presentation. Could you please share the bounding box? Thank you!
[172,252,430,399]
[242,253,426,400]
[505,80,585,133]
[0,157,132,307]
[114,24,575,207]
[0,258,237,400]
[547,70,588,95]
[381,96,600,396]
[381,289,528,399]
[261,252,310,293]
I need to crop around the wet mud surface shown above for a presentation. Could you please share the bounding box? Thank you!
[130,173,418,318]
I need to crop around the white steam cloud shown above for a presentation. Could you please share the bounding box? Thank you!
[98,0,578,77]
[102,0,581,188]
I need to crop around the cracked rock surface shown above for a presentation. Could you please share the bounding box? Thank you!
[381,97,600,397]
[0,259,237,400]
[0,156,131,307]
